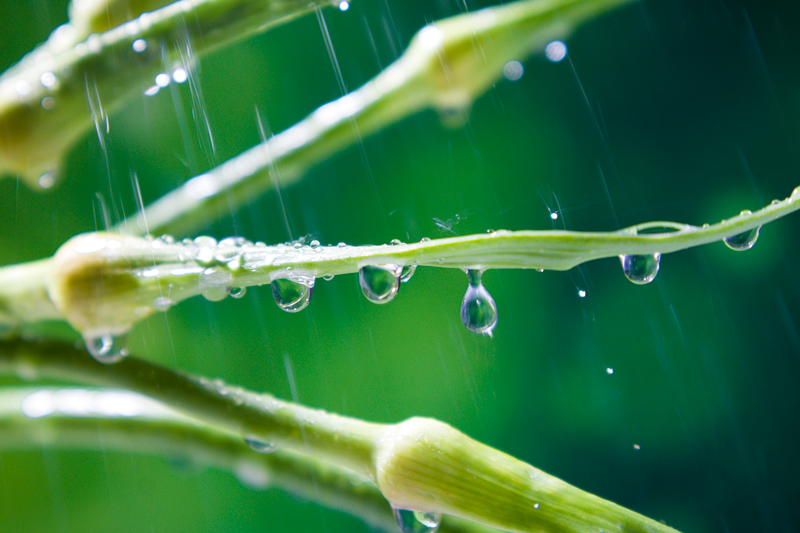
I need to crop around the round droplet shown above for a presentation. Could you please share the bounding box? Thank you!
[460,270,497,335]
[400,265,416,283]
[723,226,761,251]
[193,236,217,264]
[229,287,247,299]
[214,237,245,264]
[392,508,442,533]
[199,267,233,301]
[245,438,278,454]
[359,265,401,304]
[390,239,403,246]
[272,278,313,312]
[84,333,129,364]
[619,254,661,285]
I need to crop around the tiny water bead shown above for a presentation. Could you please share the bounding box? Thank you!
[619,253,661,285]
[460,270,498,335]
[392,508,443,533]
[359,265,401,304]
[723,226,761,251]
[84,333,129,364]
[272,278,314,312]
[199,267,233,302]
[245,438,278,454]
[400,265,416,283]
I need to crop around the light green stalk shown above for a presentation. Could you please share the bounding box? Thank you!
[0,0,340,187]
[117,0,637,238]
[0,187,795,338]
[0,341,679,533]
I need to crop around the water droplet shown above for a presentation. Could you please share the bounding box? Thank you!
[132,38,147,52]
[400,265,416,283]
[172,68,188,83]
[460,270,497,335]
[323,274,334,281]
[392,508,442,533]
[41,96,56,110]
[619,254,661,285]
[359,265,401,304]
[633,444,641,450]
[155,73,170,87]
[606,367,614,375]
[545,40,567,62]
[420,237,431,242]
[215,237,246,265]
[578,289,586,298]
[153,296,173,311]
[337,242,347,248]
[199,267,233,302]
[229,287,247,299]
[533,503,540,510]
[390,239,403,246]
[245,438,278,454]
[84,333,129,364]
[723,227,761,251]
[339,1,349,11]
[272,278,313,312]
[502,60,524,81]
[193,236,217,264]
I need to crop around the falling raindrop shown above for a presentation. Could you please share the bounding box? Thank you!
[359,265,401,304]
[392,508,442,533]
[272,278,313,312]
[84,333,129,364]
[619,254,661,285]
[245,438,278,454]
[400,265,416,283]
[199,267,233,301]
[460,270,498,335]
[723,227,761,251]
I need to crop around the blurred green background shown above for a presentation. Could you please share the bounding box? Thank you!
[2,0,800,532]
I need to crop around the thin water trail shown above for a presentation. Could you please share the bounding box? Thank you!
[256,106,294,241]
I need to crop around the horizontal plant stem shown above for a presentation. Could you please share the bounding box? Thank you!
[0,340,680,533]
[0,386,490,533]
[119,0,637,238]
[0,186,789,336]
[0,0,339,185]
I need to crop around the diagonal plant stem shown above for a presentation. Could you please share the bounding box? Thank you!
[0,187,796,339]
[0,386,492,533]
[0,0,341,187]
[117,0,637,238]
[0,340,679,533]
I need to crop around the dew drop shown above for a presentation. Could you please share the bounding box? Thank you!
[400,265,416,283]
[619,254,660,285]
[84,333,129,364]
[723,227,761,251]
[392,508,442,533]
[245,438,278,454]
[272,278,313,312]
[199,267,233,302]
[193,236,217,264]
[460,270,497,335]
[390,239,403,246]
[229,287,247,299]
[359,265,401,304]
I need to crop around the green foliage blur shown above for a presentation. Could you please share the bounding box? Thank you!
[2,0,800,532]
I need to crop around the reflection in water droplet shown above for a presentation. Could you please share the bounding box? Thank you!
[245,438,278,454]
[359,265,401,304]
[392,508,442,533]
[619,254,661,285]
[229,287,247,299]
[272,278,313,312]
[723,227,761,251]
[199,267,233,301]
[460,270,497,335]
[84,333,129,364]
[400,265,416,283]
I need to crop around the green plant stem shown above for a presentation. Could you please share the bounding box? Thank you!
[0,0,340,186]
[0,340,679,533]
[118,0,636,238]
[0,386,490,533]
[0,187,794,337]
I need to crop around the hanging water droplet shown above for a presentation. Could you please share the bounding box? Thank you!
[619,254,661,285]
[323,274,334,281]
[84,333,129,364]
[723,227,761,251]
[392,508,442,533]
[359,265,401,304]
[460,270,497,335]
[199,267,233,302]
[272,278,313,312]
[245,438,278,454]
[400,265,416,283]
[229,287,247,299]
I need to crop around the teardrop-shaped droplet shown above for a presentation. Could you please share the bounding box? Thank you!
[245,438,278,454]
[359,265,401,304]
[84,333,129,364]
[392,508,442,533]
[619,253,661,285]
[199,267,233,301]
[460,270,497,335]
[272,278,313,312]
[400,265,416,283]
[723,227,761,251]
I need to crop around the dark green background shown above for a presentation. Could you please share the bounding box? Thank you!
[2,0,800,532]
